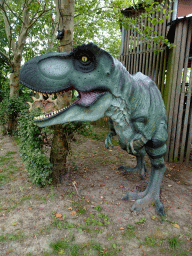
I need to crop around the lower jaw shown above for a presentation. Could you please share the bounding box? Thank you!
[34,92,107,122]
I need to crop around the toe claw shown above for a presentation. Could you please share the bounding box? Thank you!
[118,166,125,170]
[155,200,165,215]
[122,194,129,201]
[156,205,165,216]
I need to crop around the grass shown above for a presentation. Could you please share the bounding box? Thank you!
[0,194,32,213]
[72,201,87,215]
[0,231,26,243]
[43,235,120,256]
[135,218,147,225]
[0,128,192,256]
[0,152,21,186]
[168,236,181,249]
[84,212,110,227]
[123,224,136,239]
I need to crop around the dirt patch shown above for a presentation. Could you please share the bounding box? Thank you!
[0,129,192,256]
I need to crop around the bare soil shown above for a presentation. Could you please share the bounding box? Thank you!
[0,127,192,256]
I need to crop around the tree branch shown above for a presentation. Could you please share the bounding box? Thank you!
[4,1,24,25]
[28,8,53,30]
[0,49,9,60]
[0,3,16,52]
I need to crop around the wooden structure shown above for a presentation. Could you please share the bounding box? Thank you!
[120,0,192,163]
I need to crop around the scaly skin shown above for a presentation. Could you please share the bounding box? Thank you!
[19,43,168,215]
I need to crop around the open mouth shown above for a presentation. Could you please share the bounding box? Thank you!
[33,88,107,122]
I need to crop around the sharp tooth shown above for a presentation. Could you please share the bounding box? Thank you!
[27,102,32,107]
[38,93,43,100]
[31,96,36,101]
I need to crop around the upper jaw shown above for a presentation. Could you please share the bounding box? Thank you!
[33,88,108,123]
[34,92,113,127]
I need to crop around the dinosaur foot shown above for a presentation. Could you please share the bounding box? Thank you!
[118,166,145,180]
[122,192,165,215]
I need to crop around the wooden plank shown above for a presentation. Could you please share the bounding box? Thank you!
[123,30,127,56]
[174,20,192,159]
[153,16,161,83]
[142,16,148,74]
[124,30,128,69]
[165,22,183,161]
[169,20,188,161]
[156,7,168,87]
[131,24,137,74]
[135,17,140,74]
[158,48,166,90]
[125,29,130,70]
[127,27,132,71]
[180,63,192,161]
[138,17,143,72]
[185,107,192,162]
[148,12,155,78]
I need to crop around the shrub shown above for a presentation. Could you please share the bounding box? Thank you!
[18,108,52,186]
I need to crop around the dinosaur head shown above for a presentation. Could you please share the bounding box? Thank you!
[19,43,115,127]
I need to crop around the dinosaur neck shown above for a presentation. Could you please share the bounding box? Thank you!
[104,59,133,127]
[104,96,131,127]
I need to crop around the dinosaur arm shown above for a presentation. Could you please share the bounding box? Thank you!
[127,116,156,154]
[105,118,116,148]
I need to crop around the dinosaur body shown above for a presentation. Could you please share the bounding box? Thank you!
[19,43,168,215]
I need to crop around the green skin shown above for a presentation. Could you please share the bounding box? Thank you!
[19,43,168,215]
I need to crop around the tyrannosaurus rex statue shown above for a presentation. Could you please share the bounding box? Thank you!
[19,43,168,215]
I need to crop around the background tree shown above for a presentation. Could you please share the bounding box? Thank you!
[0,0,55,98]
[50,0,75,184]
[0,0,55,133]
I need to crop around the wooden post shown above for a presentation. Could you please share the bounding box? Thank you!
[174,20,192,160]
[180,60,192,162]
[169,20,188,161]
[165,22,182,162]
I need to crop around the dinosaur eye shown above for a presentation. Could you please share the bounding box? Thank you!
[72,50,96,73]
[82,56,88,62]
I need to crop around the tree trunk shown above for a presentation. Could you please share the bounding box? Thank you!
[50,125,70,184]
[7,58,21,134]
[10,59,21,98]
[50,0,75,184]
[1,1,29,134]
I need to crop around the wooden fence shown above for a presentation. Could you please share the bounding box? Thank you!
[120,3,192,163]
[165,18,192,163]
[120,1,172,91]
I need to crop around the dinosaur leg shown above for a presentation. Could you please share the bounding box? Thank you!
[122,166,154,201]
[122,159,165,215]
[119,149,146,179]
[122,139,167,215]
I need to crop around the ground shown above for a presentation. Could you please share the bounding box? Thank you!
[0,127,192,256]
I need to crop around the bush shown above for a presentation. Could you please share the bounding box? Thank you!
[0,86,31,134]
[18,108,52,186]
[62,121,93,137]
